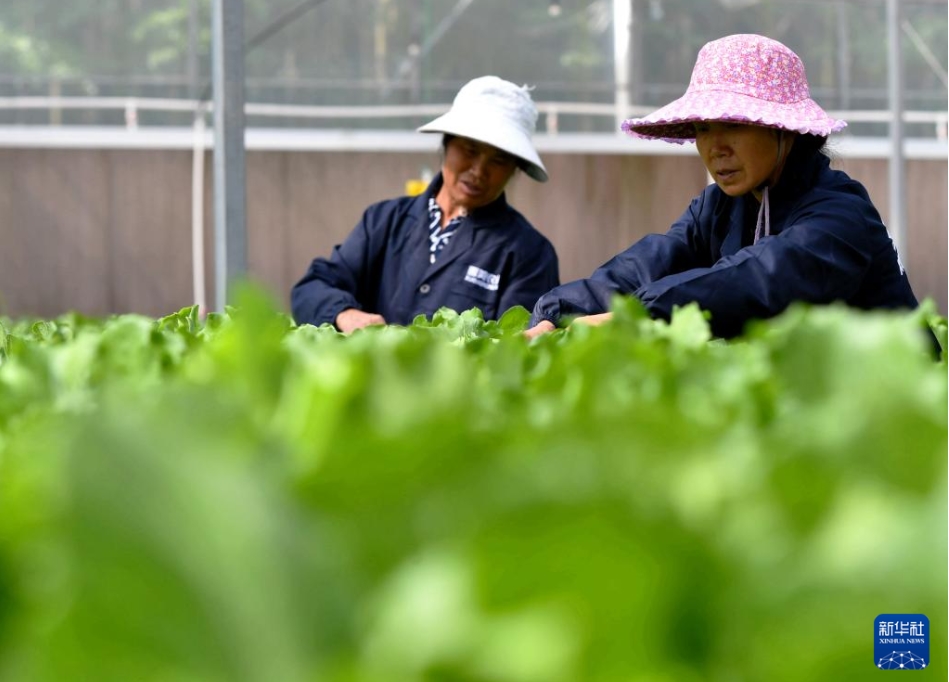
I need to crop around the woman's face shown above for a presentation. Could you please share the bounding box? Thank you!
[694,122,791,198]
[440,136,518,212]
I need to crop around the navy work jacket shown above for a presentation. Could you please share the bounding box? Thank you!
[292,173,559,327]
[531,152,920,339]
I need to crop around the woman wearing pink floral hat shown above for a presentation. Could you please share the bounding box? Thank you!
[526,34,923,341]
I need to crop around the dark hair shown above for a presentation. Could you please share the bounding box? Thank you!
[776,132,829,191]
[791,133,828,160]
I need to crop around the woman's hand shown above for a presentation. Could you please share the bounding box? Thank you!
[335,308,387,333]
[571,312,614,327]
[523,319,556,339]
[523,313,614,339]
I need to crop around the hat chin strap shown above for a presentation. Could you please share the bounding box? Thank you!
[753,186,770,244]
[753,130,786,244]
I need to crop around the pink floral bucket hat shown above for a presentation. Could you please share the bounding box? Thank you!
[622,34,847,144]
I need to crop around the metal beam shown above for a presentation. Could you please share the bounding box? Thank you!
[211,0,247,311]
[835,1,851,110]
[613,0,632,133]
[887,0,906,256]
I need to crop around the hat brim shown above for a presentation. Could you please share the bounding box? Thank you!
[621,89,847,144]
[419,111,548,183]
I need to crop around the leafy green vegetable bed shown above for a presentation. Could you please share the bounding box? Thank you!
[0,291,945,682]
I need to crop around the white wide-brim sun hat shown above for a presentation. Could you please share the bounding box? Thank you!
[418,76,548,183]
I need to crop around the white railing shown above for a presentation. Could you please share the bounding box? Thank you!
[0,96,945,138]
[1,94,943,319]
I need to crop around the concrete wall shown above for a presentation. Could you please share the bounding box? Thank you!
[0,146,944,319]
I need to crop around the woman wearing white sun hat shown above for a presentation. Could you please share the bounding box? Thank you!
[291,76,559,332]
[525,34,924,342]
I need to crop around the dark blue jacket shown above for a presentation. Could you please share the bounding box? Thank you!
[292,173,559,327]
[531,152,920,338]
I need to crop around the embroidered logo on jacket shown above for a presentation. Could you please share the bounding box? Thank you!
[464,265,500,291]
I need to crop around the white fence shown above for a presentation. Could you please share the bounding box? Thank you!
[0,95,946,141]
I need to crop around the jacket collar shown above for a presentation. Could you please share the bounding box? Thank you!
[721,151,828,252]
[411,171,511,284]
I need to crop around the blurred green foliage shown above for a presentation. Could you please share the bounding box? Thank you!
[0,289,945,682]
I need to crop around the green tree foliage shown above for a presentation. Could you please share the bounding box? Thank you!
[0,0,943,117]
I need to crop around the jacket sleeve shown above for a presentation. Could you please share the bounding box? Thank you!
[635,192,873,338]
[290,205,387,327]
[497,238,561,316]
[529,195,710,327]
